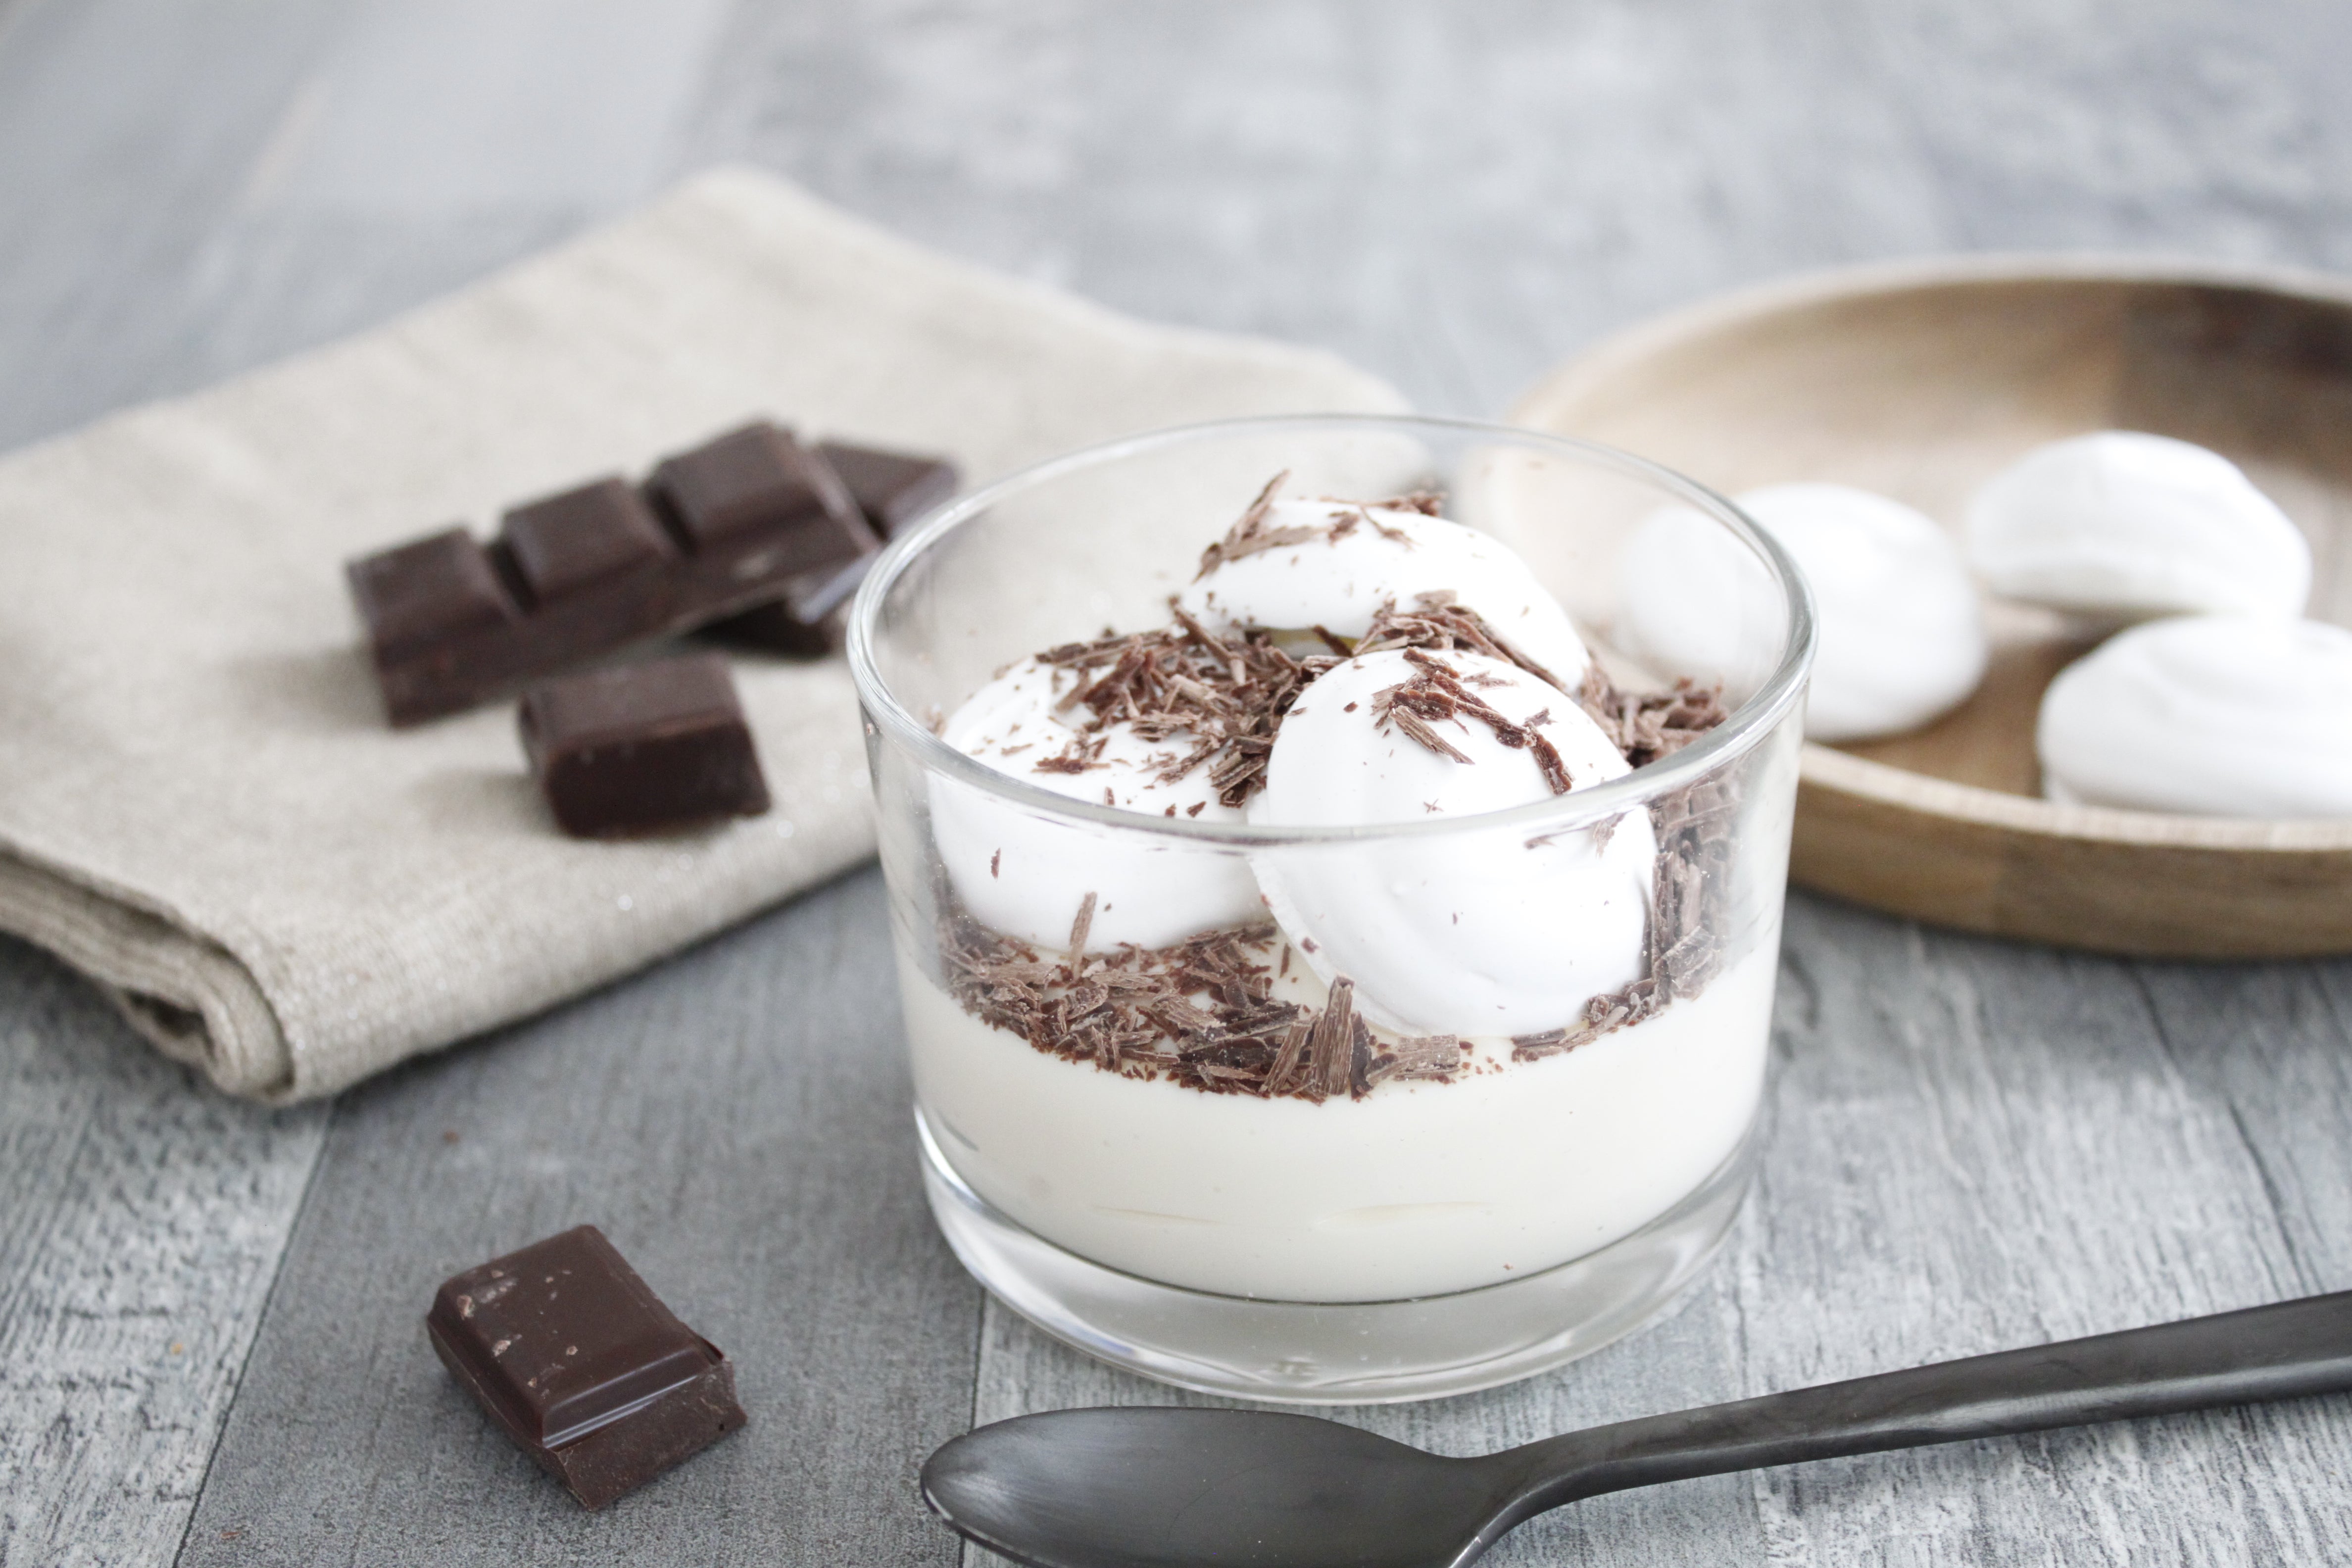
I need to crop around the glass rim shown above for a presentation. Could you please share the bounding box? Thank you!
[846,412,1817,845]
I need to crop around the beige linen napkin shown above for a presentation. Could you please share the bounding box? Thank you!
[0,167,1403,1103]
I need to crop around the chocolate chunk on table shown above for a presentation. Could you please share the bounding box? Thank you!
[519,654,770,838]
[346,421,877,726]
[707,439,959,653]
[425,1225,746,1510]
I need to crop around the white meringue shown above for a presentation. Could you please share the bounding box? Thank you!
[1247,649,1654,1037]
[1615,484,1985,741]
[1739,484,1986,740]
[1611,505,1780,704]
[931,656,1262,952]
[1176,496,1591,683]
[2037,614,2352,818]
[1965,431,2310,621]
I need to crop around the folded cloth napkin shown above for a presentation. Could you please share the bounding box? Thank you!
[0,167,1403,1103]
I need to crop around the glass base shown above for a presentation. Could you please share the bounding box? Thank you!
[917,1108,1754,1404]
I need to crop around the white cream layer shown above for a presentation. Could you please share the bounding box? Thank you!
[905,942,1776,1302]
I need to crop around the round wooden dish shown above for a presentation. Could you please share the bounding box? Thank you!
[1512,256,2352,959]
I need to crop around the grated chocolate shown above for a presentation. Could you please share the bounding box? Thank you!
[940,898,1465,1102]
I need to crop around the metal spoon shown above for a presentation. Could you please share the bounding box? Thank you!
[923,1290,2352,1568]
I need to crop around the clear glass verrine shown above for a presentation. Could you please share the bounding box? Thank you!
[849,415,1814,1401]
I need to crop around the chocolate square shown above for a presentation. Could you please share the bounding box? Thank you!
[645,422,874,559]
[498,478,676,605]
[518,655,770,837]
[346,527,521,663]
[426,1225,746,1510]
[815,440,959,538]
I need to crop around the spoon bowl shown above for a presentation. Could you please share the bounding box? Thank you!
[923,1409,1511,1568]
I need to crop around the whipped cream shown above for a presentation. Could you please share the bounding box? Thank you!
[2037,614,2352,817]
[1176,496,1591,682]
[1248,649,1652,1037]
[1616,485,1983,741]
[907,943,1775,1301]
[1966,432,2310,622]
[933,656,1260,951]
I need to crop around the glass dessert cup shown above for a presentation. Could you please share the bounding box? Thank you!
[849,415,1814,1403]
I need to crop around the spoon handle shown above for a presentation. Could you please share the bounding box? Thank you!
[1514,1290,2352,1512]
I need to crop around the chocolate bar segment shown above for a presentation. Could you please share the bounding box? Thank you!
[500,478,675,604]
[346,527,521,663]
[519,655,770,838]
[704,439,960,653]
[815,440,959,539]
[348,420,878,726]
[646,422,869,551]
[425,1225,746,1510]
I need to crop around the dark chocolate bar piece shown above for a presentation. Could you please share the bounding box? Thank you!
[646,422,865,548]
[705,440,960,653]
[426,1225,746,1510]
[815,440,958,539]
[519,655,770,838]
[347,421,878,726]
[500,477,675,603]
[347,527,522,663]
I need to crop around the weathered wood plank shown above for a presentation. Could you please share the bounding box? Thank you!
[1722,896,2351,1565]
[172,869,983,1567]
[0,938,327,1568]
[0,7,358,1567]
[2130,957,2352,1297]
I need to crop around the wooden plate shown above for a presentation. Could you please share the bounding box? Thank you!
[1511,256,2352,959]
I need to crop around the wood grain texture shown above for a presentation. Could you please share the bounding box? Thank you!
[172,869,981,1567]
[1512,262,2352,959]
[0,1,2348,1565]
[0,7,367,1566]
[0,939,326,1568]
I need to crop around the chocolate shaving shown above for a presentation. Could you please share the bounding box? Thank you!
[1192,472,1312,576]
[1033,610,1333,808]
[1264,1018,1314,1097]
[1359,1032,1465,1090]
[1303,979,1362,1103]
[1067,891,1096,956]
[1511,763,1739,1063]
[1354,592,1566,690]
[1193,478,1449,581]
[1370,648,1572,793]
[1575,668,1730,769]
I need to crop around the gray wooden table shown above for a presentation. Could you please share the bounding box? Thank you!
[5,2,2351,1564]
